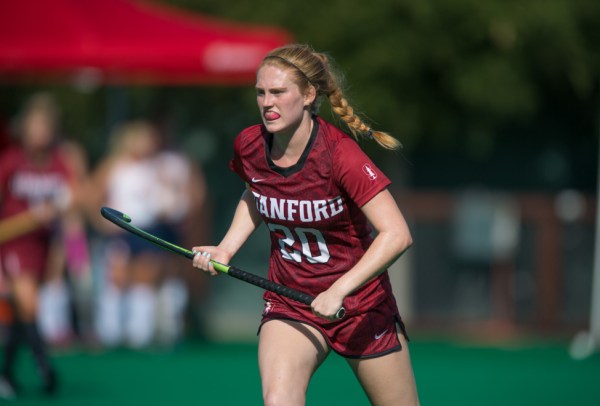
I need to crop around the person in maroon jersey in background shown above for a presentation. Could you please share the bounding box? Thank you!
[192,44,419,405]
[0,113,14,390]
[0,93,70,398]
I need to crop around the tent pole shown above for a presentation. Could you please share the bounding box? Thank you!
[589,100,600,347]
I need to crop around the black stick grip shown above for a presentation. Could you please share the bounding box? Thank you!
[228,266,346,319]
[227,266,314,305]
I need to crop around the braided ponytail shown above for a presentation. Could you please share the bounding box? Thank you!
[327,88,401,150]
[261,44,401,150]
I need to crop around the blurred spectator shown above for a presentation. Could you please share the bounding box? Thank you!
[152,148,206,345]
[0,93,71,398]
[87,120,205,349]
[38,140,93,347]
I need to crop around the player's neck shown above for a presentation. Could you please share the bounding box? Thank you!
[271,118,313,167]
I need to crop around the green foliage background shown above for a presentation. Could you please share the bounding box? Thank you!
[1,0,598,190]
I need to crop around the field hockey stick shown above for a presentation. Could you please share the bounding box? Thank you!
[100,207,345,319]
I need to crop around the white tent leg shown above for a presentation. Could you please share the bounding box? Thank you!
[569,110,600,359]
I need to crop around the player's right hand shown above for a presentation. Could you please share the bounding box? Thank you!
[191,246,231,276]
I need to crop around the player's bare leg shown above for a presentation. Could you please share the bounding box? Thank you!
[258,319,330,406]
[0,274,40,398]
[10,274,39,322]
[7,273,57,395]
[346,332,419,405]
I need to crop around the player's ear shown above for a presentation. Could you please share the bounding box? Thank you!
[304,85,317,107]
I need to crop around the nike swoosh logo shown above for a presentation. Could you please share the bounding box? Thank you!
[251,177,266,183]
[374,330,388,340]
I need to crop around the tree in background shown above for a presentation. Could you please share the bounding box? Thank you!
[171,0,599,189]
[1,0,598,190]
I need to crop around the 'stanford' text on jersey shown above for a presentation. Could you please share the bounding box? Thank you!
[251,192,344,224]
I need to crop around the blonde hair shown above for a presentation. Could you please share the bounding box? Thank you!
[108,120,159,158]
[261,44,401,150]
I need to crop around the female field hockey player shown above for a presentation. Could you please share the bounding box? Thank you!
[192,44,419,405]
[0,94,68,398]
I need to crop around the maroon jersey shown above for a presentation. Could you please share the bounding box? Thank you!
[230,116,396,320]
[0,146,71,277]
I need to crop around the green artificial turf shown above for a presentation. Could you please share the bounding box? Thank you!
[5,338,599,405]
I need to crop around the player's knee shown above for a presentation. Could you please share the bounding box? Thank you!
[262,387,304,406]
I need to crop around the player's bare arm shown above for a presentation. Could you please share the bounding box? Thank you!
[311,189,412,319]
[192,187,263,275]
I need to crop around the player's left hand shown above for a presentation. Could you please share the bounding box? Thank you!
[311,289,345,320]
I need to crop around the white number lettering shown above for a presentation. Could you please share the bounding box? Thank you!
[296,227,330,264]
[267,224,302,262]
[267,224,331,264]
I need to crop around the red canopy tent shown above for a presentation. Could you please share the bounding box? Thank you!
[0,0,292,85]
